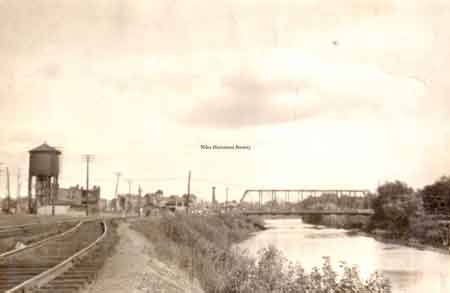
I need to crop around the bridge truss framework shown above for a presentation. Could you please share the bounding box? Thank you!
[240,189,371,207]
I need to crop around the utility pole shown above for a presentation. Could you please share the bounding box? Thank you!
[114,172,122,212]
[0,163,3,199]
[126,179,132,214]
[127,179,132,194]
[16,168,21,214]
[138,185,142,216]
[187,170,194,290]
[82,155,94,216]
[6,167,10,214]
[0,165,3,210]
[226,187,229,212]
[186,170,191,215]
[212,186,216,210]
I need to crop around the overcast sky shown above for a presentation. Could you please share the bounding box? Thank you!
[1,0,450,201]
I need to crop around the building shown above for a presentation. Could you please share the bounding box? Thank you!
[98,198,107,212]
[117,193,143,214]
[165,195,186,212]
[37,185,101,215]
[141,190,202,215]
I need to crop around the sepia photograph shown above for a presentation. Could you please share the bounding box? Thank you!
[0,0,450,292]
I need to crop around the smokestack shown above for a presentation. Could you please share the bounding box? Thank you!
[212,186,216,205]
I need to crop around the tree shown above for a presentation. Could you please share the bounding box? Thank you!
[155,189,164,198]
[421,176,450,214]
[370,180,419,234]
[377,180,414,198]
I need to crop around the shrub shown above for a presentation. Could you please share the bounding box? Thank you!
[132,214,391,293]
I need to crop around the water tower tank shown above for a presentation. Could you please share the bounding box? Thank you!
[29,143,61,177]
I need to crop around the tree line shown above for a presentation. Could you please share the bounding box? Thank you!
[301,176,450,248]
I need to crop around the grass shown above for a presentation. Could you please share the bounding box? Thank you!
[132,213,391,293]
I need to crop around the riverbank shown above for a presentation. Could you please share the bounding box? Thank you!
[240,217,450,293]
[363,230,450,255]
[132,213,390,293]
[302,214,450,255]
[131,213,265,292]
[302,214,369,230]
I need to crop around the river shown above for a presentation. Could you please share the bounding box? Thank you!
[238,218,450,293]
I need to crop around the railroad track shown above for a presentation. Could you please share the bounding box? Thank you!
[0,219,116,293]
[0,215,136,239]
[0,217,101,239]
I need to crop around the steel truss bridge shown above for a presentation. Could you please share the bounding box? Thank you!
[239,189,373,216]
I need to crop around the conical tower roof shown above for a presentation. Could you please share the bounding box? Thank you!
[29,142,61,154]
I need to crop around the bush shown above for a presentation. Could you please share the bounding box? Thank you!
[369,181,422,238]
[132,214,391,293]
[223,246,390,293]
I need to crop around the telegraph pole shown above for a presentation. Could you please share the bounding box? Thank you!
[0,163,3,199]
[82,155,94,216]
[16,168,21,214]
[126,179,132,214]
[6,167,10,214]
[185,172,194,290]
[127,179,132,194]
[114,172,122,212]
[186,170,191,215]
[226,187,229,212]
[138,185,142,216]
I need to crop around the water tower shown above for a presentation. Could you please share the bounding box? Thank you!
[28,143,61,214]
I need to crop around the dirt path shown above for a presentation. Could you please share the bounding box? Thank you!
[82,222,204,293]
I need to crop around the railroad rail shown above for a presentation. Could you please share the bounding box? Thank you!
[0,221,83,259]
[0,219,113,293]
[0,217,101,239]
[0,215,136,239]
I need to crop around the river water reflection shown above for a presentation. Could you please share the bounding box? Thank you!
[238,219,450,293]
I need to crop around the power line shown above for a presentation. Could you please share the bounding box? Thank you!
[190,178,250,188]
[57,176,184,182]
[58,176,243,185]
[56,173,252,194]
